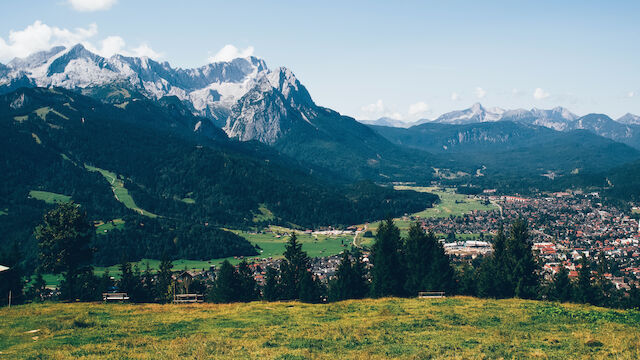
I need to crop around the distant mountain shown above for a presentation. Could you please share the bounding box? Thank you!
[358,117,430,128]
[422,103,640,149]
[501,107,578,131]
[370,121,640,177]
[433,103,505,124]
[371,121,556,153]
[570,114,640,149]
[617,113,640,125]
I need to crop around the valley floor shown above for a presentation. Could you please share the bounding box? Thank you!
[1,297,639,359]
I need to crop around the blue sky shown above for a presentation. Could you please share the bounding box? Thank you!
[1,0,638,120]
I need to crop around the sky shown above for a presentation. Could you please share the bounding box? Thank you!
[1,0,639,121]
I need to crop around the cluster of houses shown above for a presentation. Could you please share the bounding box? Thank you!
[417,190,640,289]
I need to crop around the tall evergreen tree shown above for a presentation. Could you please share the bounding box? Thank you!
[593,251,616,307]
[404,223,455,295]
[118,261,136,296]
[548,266,573,302]
[329,248,370,302]
[208,260,239,303]
[263,266,281,301]
[140,262,154,302]
[508,219,539,299]
[280,233,320,301]
[155,256,174,303]
[490,227,512,298]
[99,269,113,295]
[350,247,370,299]
[237,260,259,302]
[370,219,405,297]
[456,263,478,296]
[35,203,94,301]
[574,255,595,304]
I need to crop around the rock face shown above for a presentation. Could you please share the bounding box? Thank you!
[224,67,318,144]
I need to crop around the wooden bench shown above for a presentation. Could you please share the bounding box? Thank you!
[418,291,446,299]
[102,292,130,302]
[173,294,204,304]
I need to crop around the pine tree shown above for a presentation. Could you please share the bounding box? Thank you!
[208,260,239,303]
[280,233,314,301]
[118,261,136,297]
[592,251,616,307]
[350,247,370,299]
[237,260,259,302]
[35,203,94,301]
[263,267,281,301]
[456,263,477,296]
[575,255,595,304]
[329,250,354,302]
[156,256,174,303]
[299,270,323,303]
[548,266,573,302]
[329,248,370,302]
[29,271,48,302]
[99,269,113,295]
[508,219,539,299]
[140,262,154,302]
[404,223,455,296]
[490,227,512,298]
[370,219,405,297]
[404,223,435,296]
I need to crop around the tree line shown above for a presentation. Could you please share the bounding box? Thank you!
[2,203,639,310]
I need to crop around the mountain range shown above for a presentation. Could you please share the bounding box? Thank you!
[362,103,640,149]
[0,44,436,182]
[3,44,640,266]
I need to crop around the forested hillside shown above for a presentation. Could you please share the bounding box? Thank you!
[0,87,437,266]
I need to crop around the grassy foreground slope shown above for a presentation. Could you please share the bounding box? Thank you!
[1,297,639,359]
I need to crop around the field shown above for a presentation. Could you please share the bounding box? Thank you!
[1,297,639,359]
[34,106,69,121]
[357,186,497,245]
[85,164,158,218]
[395,186,497,219]
[95,219,125,234]
[28,190,72,204]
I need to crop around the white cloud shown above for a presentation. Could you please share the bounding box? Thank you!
[628,91,635,98]
[450,92,460,101]
[68,0,117,12]
[408,101,430,116]
[0,21,162,63]
[533,87,550,100]
[360,99,403,120]
[208,44,254,63]
[362,99,385,113]
[475,87,486,99]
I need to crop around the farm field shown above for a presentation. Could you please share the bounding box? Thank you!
[1,297,639,359]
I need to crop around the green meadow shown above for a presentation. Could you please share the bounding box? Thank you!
[356,186,496,245]
[28,190,72,204]
[84,164,158,218]
[1,297,639,359]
